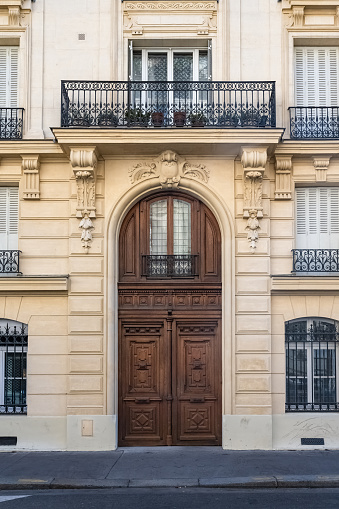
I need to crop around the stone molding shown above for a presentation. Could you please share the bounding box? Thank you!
[123,2,217,11]
[128,149,210,188]
[8,5,20,25]
[292,6,304,26]
[241,147,268,253]
[275,156,292,200]
[0,276,68,293]
[70,147,98,253]
[21,155,40,199]
[313,157,331,182]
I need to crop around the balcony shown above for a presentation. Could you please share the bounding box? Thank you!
[61,81,276,129]
[289,107,339,139]
[0,250,21,274]
[0,108,24,140]
[142,255,198,278]
[292,249,339,273]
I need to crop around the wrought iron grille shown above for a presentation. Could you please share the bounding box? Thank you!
[285,319,339,412]
[0,250,21,274]
[292,249,339,273]
[0,322,27,414]
[0,108,24,139]
[61,80,276,129]
[289,107,339,139]
[142,255,198,278]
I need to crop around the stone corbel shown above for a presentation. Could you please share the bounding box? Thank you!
[70,147,98,253]
[8,6,21,26]
[241,147,268,253]
[292,6,304,27]
[336,7,339,27]
[275,156,292,200]
[313,157,331,182]
[22,155,40,199]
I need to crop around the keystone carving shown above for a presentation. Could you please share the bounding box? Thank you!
[70,148,98,253]
[313,157,331,182]
[128,150,210,188]
[8,6,21,26]
[241,147,268,253]
[275,156,292,200]
[22,155,40,199]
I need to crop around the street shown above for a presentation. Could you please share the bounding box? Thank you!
[0,488,339,508]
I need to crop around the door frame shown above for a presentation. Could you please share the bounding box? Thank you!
[106,177,235,448]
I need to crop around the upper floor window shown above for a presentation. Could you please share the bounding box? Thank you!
[285,318,339,412]
[295,47,339,107]
[0,186,19,250]
[0,47,18,108]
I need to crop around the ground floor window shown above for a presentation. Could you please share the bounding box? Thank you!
[0,320,27,414]
[285,318,339,412]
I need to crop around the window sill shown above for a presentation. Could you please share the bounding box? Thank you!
[271,275,339,293]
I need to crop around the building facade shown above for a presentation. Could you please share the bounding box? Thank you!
[0,0,339,450]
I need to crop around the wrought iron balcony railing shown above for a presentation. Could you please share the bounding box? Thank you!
[289,107,339,139]
[0,250,21,274]
[61,81,276,129]
[0,108,24,139]
[142,255,198,278]
[292,249,339,273]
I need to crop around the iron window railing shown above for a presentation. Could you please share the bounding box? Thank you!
[289,107,339,139]
[285,319,339,412]
[0,108,24,140]
[142,255,198,278]
[292,249,339,273]
[0,250,21,274]
[61,80,276,129]
[0,322,27,415]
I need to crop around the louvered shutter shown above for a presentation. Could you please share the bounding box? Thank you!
[295,47,339,106]
[0,187,18,250]
[296,187,339,249]
[0,47,18,108]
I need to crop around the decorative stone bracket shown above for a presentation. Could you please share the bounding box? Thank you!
[22,155,40,199]
[70,147,98,253]
[275,156,292,200]
[241,147,268,253]
[129,149,210,188]
[313,157,331,182]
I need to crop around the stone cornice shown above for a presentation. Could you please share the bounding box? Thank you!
[275,140,339,156]
[0,141,64,156]
[0,276,69,292]
[271,276,339,293]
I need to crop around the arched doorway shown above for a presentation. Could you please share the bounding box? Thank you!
[118,191,222,446]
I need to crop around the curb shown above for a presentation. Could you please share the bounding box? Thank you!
[1,475,339,490]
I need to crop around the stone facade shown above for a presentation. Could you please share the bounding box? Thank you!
[0,0,338,450]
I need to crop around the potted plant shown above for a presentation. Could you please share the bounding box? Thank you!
[173,111,186,127]
[151,111,164,127]
[125,107,150,126]
[97,111,118,127]
[189,112,207,128]
[70,109,91,127]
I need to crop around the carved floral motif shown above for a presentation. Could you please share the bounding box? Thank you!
[79,212,94,254]
[123,2,217,10]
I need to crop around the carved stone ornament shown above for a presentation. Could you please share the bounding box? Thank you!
[8,6,20,26]
[313,157,331,182]
[292,6,304,27]
[70,147,98,253]
[129,150,210,188]
[22,155,40,199]
[241,147,268,252]
[123,2,217,11]
[275,156,292,200]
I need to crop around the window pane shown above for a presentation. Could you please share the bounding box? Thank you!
[148,53,167,81]
[286,377,308,404]
[133,51,142,81]
[199,51,208,81]
[173,199,191,255]
[150,200,167,255]
[313,348,335,377]
[314,378,336,404]
[4,352,26,405]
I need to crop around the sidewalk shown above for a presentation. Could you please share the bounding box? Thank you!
[1,448,339,490]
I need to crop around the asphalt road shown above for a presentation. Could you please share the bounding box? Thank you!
[0,488,339,508]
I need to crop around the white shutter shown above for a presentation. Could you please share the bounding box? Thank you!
[0,187,18,250]
[295,47,339,106]
[0,47,18,108]
[296,187,339,250]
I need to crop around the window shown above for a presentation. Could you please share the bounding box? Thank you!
[0,47,18,108]
[295,47,338,107]
[0,320,27,414]
[0,186,19,250]
[285,318,339,412]
[143,196,196,277]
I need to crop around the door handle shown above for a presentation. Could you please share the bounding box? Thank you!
[135,398,150,404]
[190,397,205,403]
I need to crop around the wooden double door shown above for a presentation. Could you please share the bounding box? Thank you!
[119,310,221,446]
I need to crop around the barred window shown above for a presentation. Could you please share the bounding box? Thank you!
[285,318,339,412]
[0,320,27,414]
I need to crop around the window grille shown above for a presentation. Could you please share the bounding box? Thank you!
[0,321,27,414]
[285,318,339,412]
